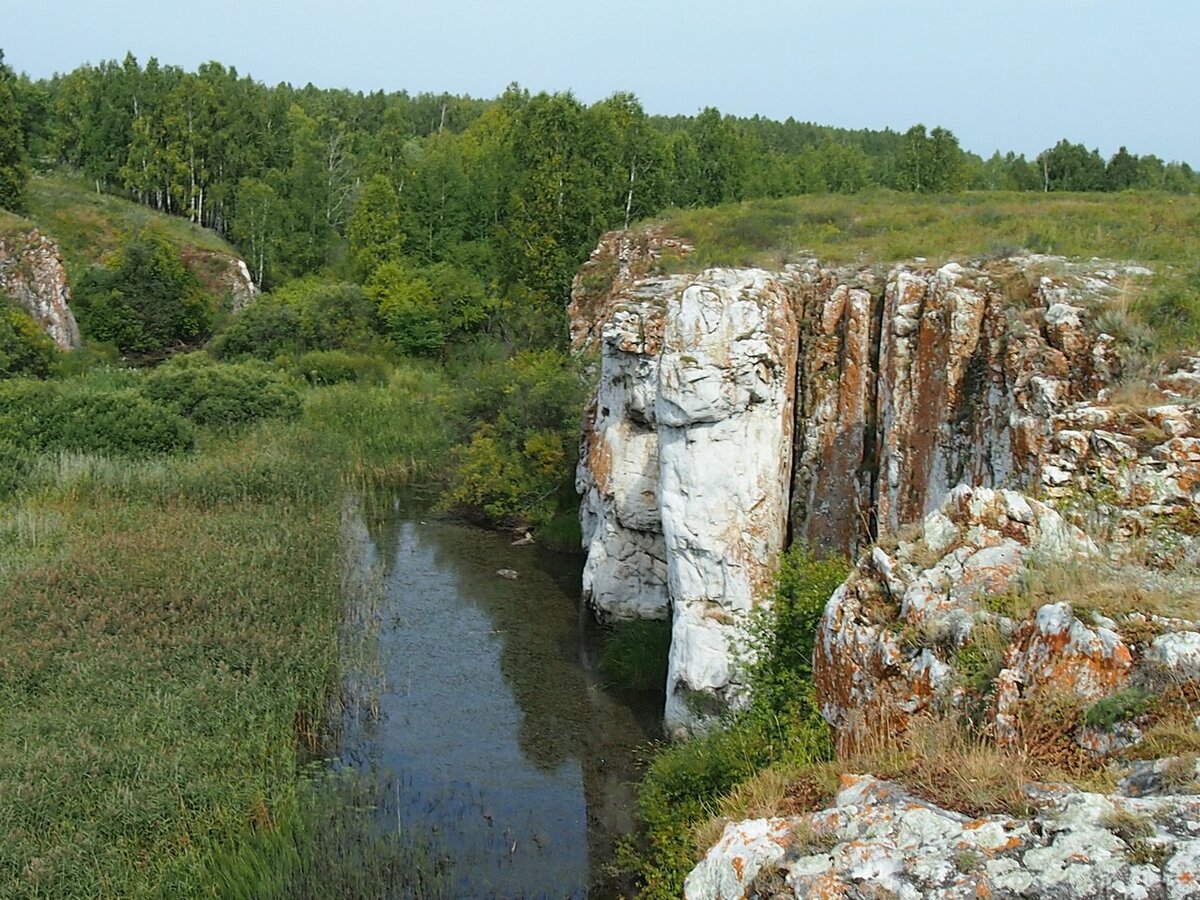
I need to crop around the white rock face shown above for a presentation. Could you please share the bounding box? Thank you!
[685,775,1200,899]
[576,268,798,734]
[0,228,80,349]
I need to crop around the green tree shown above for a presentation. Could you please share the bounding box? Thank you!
[0,50,30,212]
[366,261,445,355]
[1106,146,1139,191]
[72,230,214,356]
[1037,139,1106,191]
[898,124,963,193]
[229,175,283,286]
[690,107,745,205]
[347,173,404,278]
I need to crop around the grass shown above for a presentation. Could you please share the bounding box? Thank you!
[982,550,1200,633]
[0,361,455,898]
[600,619,672,691]
[24,171,239,287]
[655,190,1200,271]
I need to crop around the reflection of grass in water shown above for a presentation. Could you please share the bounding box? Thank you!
[601,618,672,691]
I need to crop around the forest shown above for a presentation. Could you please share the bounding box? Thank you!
[2,50,1198,353]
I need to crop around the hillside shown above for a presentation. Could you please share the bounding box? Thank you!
[22,172,255,302]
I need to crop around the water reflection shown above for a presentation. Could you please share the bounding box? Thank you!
[342,503,659,898]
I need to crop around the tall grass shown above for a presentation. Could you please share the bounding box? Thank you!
[0,362,455,897]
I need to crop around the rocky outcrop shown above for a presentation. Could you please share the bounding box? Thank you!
[685,774,1200,899]
[576,261,798,734]
[180,246,260,312]
[814,485,1104,749]
[570,228,1183,734]
[0,228,80,349]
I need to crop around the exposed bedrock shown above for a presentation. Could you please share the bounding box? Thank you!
[569,228,1190,734]
[0,228,80,349]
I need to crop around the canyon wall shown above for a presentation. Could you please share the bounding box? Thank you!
[570,229,1165,734]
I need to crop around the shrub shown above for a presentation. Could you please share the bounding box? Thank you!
[0,439,28,497]
[209,297,302,360]
[0,296,57,379]
[443,350,585,527]
[622,545,848,898]
[277,278,377,352]
[295,350,390,386]
[141,357,302,428]
[1083,687,1153,729]
[71,229,215,356]
[367,262,445,357]
[0,379,194,456]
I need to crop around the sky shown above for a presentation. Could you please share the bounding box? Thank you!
[5,0,1197,164]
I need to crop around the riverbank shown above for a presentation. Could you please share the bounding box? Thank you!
[0,364,455,896]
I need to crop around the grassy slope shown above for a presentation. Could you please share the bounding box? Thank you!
[24,172,240,284]
[656,190,1200,270]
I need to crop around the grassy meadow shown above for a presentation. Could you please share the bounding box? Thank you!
[656,190,1200,270]
[0,363,454,897]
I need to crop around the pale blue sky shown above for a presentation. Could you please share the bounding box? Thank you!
[6,0,1197,163]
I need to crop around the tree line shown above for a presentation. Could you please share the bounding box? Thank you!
[0,51,1197,347]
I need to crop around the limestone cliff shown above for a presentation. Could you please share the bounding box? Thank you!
[570,228,1175,734]
[0,228,80,349]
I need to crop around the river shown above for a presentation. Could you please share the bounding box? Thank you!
[339,499,661,898]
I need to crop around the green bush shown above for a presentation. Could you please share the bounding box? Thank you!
[295,350,391,386]
[141,357,302,428]
[0,298,57,378]
[209,297,303,360]
[0,439,29,497]
[0,379,194,456]
[1083,687,1153,728]
[276,278,377,352]
[443,350,585,527]
[623,545,848,898]
[71,229,215,356]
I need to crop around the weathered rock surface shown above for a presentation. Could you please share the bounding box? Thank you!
[571,228,1199,735]
[575,259,798,734]
[686,774,1200,899]
[813,485,1108,748]
[0,228,80,349]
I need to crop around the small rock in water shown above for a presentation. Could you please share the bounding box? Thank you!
[496,568,519,580]
[511,532,535,546]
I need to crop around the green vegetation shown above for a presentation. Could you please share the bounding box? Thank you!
[619,547,849,898]
[600,619,672,691]
[0,293,56,377]
[71,228,215,356]
[656,190,1200,270]
[443,349,585,526]
[0,361,455,897]
[1083,688,1154,729]
[1,51,1192,351]
[0,51,29,213]
[25,172,234,279]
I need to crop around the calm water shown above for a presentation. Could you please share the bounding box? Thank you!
[341,502,660,898]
